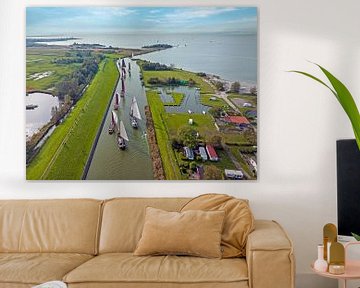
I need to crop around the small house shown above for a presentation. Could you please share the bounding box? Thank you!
[183,147,194,160]
[199,147,208,161]
[225,169,244,180]
[224,116,250,125]
[206,145,219,162]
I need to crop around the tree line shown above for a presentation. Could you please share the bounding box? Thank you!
[55,53,104,101]
[141,62,173,71]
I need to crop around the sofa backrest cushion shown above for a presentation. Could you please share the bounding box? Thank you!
[0,199,102,254]
[99,198,189,253]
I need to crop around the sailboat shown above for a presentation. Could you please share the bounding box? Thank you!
[129,96,142,129]
[117,120,129,150]
[114,93,120,110]
[120,77,125,97]
[108,110,117,134]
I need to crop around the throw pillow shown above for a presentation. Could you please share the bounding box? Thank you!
[181,193,254,258]
[134,207,225,258]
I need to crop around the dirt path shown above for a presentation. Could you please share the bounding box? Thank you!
[223,145,252,180]
[202,77,240,113]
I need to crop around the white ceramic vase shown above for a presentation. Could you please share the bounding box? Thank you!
[314,244,328,272]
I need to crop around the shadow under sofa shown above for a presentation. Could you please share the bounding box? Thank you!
[0,198,295,288]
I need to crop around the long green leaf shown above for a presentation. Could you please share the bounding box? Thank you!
[290,65,360,150]
[351,232,360,241]
[289,70,337,97]
[316,65,360,150]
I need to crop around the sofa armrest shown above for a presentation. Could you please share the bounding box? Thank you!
[246,220,295,288]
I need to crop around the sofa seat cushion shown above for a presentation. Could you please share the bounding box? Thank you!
[0,253,93,285]
[64,253,248,285]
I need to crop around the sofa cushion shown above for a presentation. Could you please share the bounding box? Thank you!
[181,194,254,258]
[0,253,93,285]
[64,253,248,285]
[0,199,102,254]
[99,198,190,253]
[134,207,225,258]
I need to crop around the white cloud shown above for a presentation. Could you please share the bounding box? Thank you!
[88,7,135,17]
[164,7,238,21]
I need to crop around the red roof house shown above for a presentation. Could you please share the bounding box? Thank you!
[224,116,250,125]
[206,144,219,162]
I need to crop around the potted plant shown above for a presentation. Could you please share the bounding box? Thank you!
[291,64,360,240]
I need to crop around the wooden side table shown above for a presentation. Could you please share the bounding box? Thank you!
[311,242,360,288]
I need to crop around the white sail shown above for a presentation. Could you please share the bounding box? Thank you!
[130,97,142,120]
[111,111,118,126]
[119,120,129,141]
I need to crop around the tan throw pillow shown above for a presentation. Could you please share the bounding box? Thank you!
[134,207,225,258]
[181,194,254,258]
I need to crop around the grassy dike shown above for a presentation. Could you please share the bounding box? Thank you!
[145,90,182,180]
[27,58,119,180]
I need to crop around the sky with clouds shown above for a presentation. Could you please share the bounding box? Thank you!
[26,7,257,35]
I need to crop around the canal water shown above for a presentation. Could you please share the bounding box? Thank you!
[86,59,154,180]
[26,92,60,138]
[158,87,210,114]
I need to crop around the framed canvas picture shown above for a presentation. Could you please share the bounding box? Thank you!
[26,7,258,180]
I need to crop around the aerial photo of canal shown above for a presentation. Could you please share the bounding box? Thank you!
[26,7,258,180]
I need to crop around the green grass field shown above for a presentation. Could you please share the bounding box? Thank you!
[228,94,257,107]
[26,57,119,180]
[146,90,182,180]
[163,92,185,106]
[200,94,230,109]
[26,49,81,91]
[206,149,236,171]
[142,69,214,94]
[164,113,217,139]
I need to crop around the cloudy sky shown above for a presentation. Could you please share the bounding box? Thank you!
[26,7,257,36]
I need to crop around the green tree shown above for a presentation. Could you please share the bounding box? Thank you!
[230,81,241,93]
[177,126,198,149]
[250,86,257,95]
[213,81,225,91]
[204,165,223,180]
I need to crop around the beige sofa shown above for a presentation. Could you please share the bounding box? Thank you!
[0,198,295,288]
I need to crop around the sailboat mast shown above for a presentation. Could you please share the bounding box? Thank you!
[130,97,142,120]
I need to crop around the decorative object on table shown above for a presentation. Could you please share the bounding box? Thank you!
[290,63,360,150]
[312,229,360,288]
[323,223,337,262]
[329,242,345,275]
[314,244,328,272]
[32,281,67,288]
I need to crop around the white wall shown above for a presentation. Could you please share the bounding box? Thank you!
[0,0,359,287]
